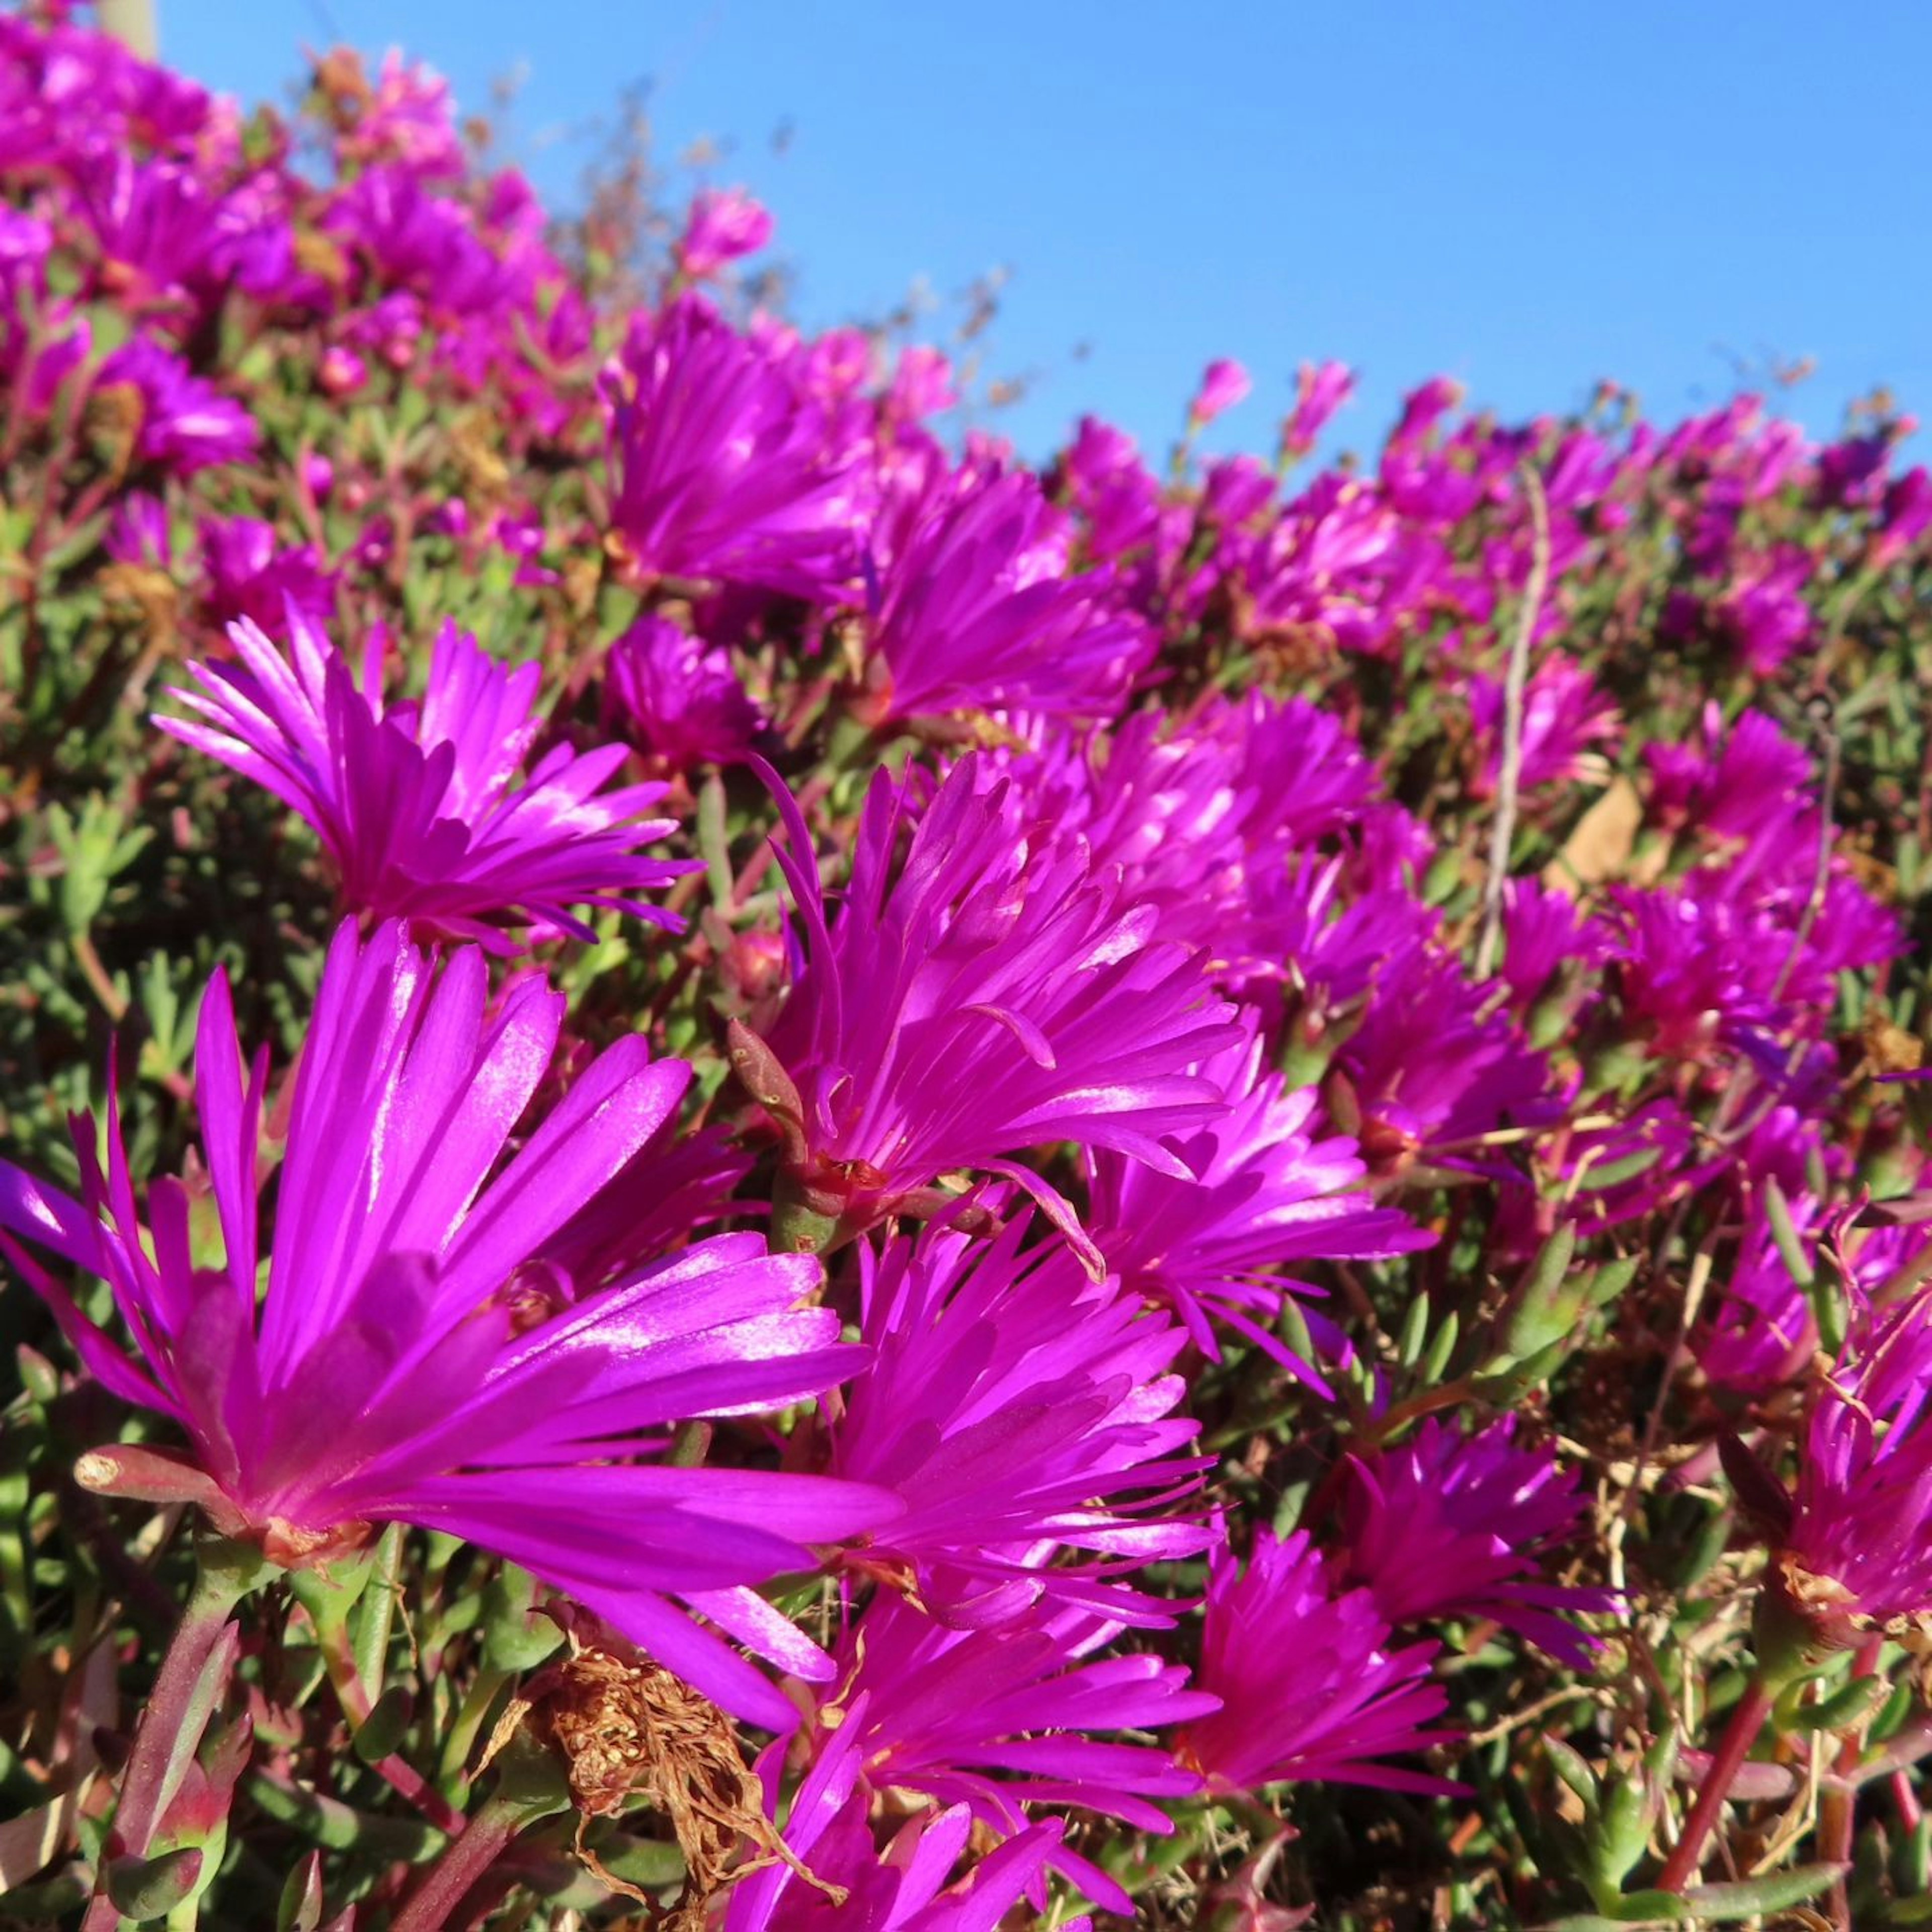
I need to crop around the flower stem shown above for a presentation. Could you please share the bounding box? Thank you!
[1656,1674,1775,1893]
[386,1790,544,1932]
[82,1543,264,1931]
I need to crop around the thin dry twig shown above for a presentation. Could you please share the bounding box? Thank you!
[1475,461,1552,981]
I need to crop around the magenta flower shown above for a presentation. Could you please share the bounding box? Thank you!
[1782,1291,1932,1634]
[603,613,766,769]
[1339,1419,1613,1668]
[159,609,695,948]
[751,753,1238,1254]
[1696,1190,1821,1394]
[335,50,467,178]
[1087,1018,1429,1383]
[1179,1529,1459,1794]
[1189,357,1252,426]
[856,467,1155,725]
[197,516,334,630]
[325,164,514,319]
[815,1592,1213,1842]
[1332,937,1556,1161]
[1714,545,1815,673]
[887,344,958,425]
[1645,704,1811,846]
[1058,415,1164,563]
[603,293,866,601]
[77,153,225,307]
[827,1217,1211,1626]
[730,1716,1099,1931]
[1877,466,1932,566]
[95,335,260,475]
[0,923,895,1726]
[1497,879,1614,1011]
[1469,657,1621,797]
[1282,359,1355,458]
[677,185,774,278]
[995,691,1377,974]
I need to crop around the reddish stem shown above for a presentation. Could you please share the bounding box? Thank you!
[80,1557,252,1931]
[1657,1675,1776,1893]
[387,1792,530,1932]
[1820,1638,1882,1930]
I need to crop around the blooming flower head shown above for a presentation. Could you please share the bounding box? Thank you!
[1178,1529,1458,1794]
[1646,703,1812,847]
[730,1702,1098,1932]
[677,185,774,278]
[76,153,226,309]
[750,752,1238,1255]
[1696,1189,1823,1393]
[332,48,467,178]
[1469,656,1621,797]
[197,515,334,631]
[159,608,695,948]
[854,467,1155,727]
[994,690,1377,975]
[1058,415,1163,564]
[1087,1016,1429,1383]
[1497,878,1614,1012]
[1282,359,1355,458]
[827,1215,1211,1625]
[604,613,766,770]
[1331,937,1556,1163]
[1714,545,1815,674]
[603,293,866,601]
[325,163,514,318]
[1189,357,1251,427]
[814,1592,1213,1847]
[1338,1418,1613,1668]
[95,335,260,475]
[0,924,894,1725]
[1781,1290,1932,1637]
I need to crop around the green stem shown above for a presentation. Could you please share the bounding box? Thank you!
[314,1612,465,1835]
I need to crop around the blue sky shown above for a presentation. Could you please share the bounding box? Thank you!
[162,1,1931,466]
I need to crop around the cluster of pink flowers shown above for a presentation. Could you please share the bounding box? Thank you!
[5,8,1932,1927]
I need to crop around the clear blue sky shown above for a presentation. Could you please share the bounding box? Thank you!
[162,1,1932,466]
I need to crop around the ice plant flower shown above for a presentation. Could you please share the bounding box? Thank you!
[1497,878,1614,1012]
[158,608,695,948]
[1282,359,1354,458]
[95,334,260,475]
[197,515,334,629]
[603,613,766,770]
[0,923,895,1726]
[677,185,774,278]
[854,467,1155,726]
[1178,1529,1459,1794]
[1189,357,1251,427]
[1087,1018,1429,1382]
[1338,1418,1613,1668]
[994,691,1376,974]
[730,1711,1097,1931]
[827,1216,1211,1625]
[746,752,1239,1255]
[603,292,866,601]
[1779,1290,1932,1638]
[1696,1190,1823,1393]
[1469,657,1621,797]
[813,1592,1213,1851]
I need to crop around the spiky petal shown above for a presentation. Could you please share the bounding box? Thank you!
[159,610,694,949]
[0,922,895,1727]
